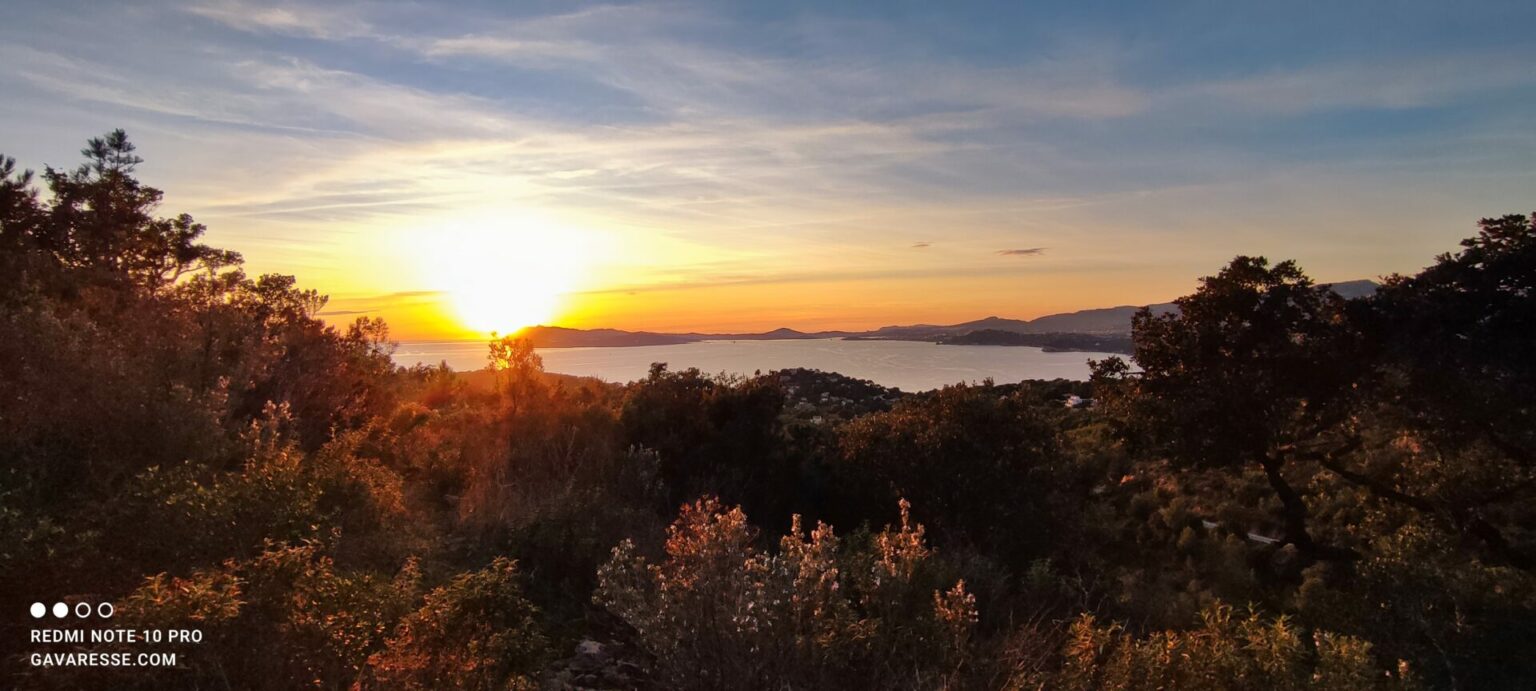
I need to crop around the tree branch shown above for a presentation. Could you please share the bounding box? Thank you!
[1309,446,1535,573]
[1258,454,1358,563]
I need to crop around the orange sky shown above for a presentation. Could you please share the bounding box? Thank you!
[6,2,1533,341]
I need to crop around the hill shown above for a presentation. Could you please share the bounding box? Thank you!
[508,280,1378,352]
[938,329,1135,353]
[516,325,696,348]
[868,279,1376,339]
[514,325,859,348]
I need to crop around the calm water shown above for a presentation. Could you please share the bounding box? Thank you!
[394,338,1117,391]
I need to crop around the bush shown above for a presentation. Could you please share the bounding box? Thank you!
[595,497,977,690]
[366,557,550,691]
[1034,603,1415,691]
[96,541,419,691]
[835,384,1078,563]
[619,365,800,523]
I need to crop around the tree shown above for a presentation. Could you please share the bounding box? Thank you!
[1327,213,1536,572]
[619,365,794,522]
[0,133,403,621]
[487,334,545,416]
[1093,257,1363,564]
[23,130,241,295]
[835,383,1072,563]
[1372,213,1535,453]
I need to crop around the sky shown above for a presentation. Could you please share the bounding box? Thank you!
[1,1,1533,340]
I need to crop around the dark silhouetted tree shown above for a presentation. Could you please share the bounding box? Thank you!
[1093,257,1363,564]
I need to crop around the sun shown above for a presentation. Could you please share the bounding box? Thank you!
[419,213,590,338]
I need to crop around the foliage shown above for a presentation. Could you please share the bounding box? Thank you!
[1370,213,1536,462]
[94,541,421,691]
[836,383,1080,564]
[595,497,977,690]
[1038,603,1416,691]
[366,557,549,691]
[1091,256,1363,563]
[619,364,803,524]
[2,133,1533,689]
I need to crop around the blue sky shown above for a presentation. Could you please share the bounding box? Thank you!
[2,1,1533,335]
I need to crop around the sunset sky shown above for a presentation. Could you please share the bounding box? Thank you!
[2,1,1533,340]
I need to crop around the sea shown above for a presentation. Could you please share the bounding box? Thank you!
[393,338,1120,392]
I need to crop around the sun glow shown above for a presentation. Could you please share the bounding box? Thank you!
[417,212,592,337]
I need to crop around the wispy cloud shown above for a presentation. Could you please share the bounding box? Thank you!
[420,35,597,62]
[185,0,375,39]
[1177,51,1536,115]
[3,0,1534,334]
[316,308,375,316]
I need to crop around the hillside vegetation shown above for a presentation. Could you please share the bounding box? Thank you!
[2,133,1532,689]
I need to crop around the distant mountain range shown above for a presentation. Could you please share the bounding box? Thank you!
[935,329,1135,353]
[512,279,1379,354]
[518,325,859,348]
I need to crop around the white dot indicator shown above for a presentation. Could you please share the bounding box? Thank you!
[52,602,68,618]
[97,602,114,619]
[30,602,45,619]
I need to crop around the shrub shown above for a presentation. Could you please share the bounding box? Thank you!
[834,384,1077,564]
[102,541,419,690]
[595,497,977,690]
[1035,603,1416,691]
[366,557,550,691]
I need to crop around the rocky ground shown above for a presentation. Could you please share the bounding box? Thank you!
[540,638,655,690]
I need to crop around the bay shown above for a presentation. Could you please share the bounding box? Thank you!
[394,338,1118,392]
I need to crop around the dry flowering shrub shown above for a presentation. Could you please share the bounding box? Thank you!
[595,499,772,687]
[875,497,929,582]
[774,514,855,652]
[1040,602,1419,691]
[595,497,978,690]
[934,579,980,650]
[1312,631,1395,690]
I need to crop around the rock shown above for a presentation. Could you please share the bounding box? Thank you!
[541,637,651,690]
